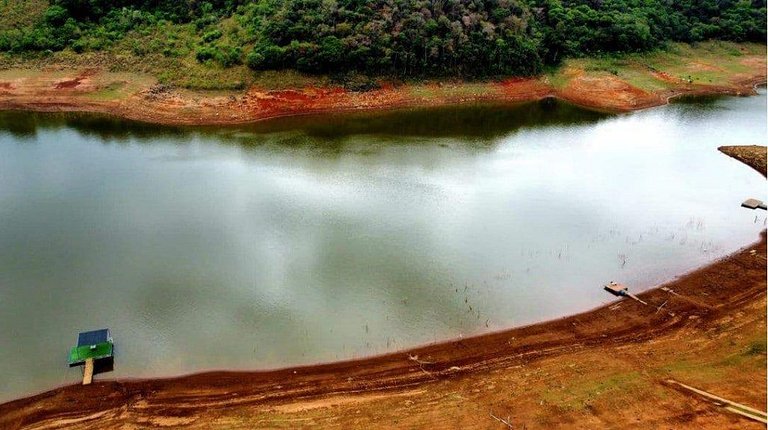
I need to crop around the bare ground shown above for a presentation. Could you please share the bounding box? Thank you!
[719,146,767,177]
[0,48,764,126]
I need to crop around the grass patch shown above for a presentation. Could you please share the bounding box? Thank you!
[0,38,762,94]
[408,82,496,99]
[661,334,767,386]
[545,69,572,90]
[0,0,47,29]
[250,70,330,90]
[743,339,767,356]
[87,81,127,101]
[540,371,647,411]
[547,41,765,92]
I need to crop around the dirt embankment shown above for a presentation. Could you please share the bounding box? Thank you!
[719,145,767,177]
[0,50,765,126]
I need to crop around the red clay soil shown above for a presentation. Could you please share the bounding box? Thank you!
[557,69,660,111]
[0,65,764,126]
[53,77,84,89]
[557,69,765,112]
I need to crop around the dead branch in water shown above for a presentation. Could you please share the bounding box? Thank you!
[408,354,437,380]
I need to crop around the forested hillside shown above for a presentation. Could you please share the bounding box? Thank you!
[1,0,765,79]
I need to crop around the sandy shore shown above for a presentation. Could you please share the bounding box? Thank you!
[0,147,765,428]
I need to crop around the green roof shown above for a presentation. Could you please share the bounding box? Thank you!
[68,342,113,365]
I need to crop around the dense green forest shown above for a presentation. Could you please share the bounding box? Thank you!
[0,0,765,78]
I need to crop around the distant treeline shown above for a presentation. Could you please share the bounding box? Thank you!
[2,0,765,78]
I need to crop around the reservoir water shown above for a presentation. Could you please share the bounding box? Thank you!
[0,91,765,402]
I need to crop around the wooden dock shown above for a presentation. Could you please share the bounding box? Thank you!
[82,358,94,385]
[742,198,767,210]
[604,282,647,305]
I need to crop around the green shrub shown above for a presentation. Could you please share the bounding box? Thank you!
[201,29,222,43]
[215,45,241,67]
[195,45,217,63]
[246,44,285,70]
[44,5,70,26]
[2,0,764,79]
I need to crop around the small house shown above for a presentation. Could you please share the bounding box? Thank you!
[68,329,114,385]
[68,329,114,367]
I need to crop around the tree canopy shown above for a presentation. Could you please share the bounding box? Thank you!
[1,0,765,78]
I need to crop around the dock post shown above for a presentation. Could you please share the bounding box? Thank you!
[626,292,648,305]
[82,358,94,385]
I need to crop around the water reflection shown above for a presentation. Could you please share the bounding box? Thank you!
[0,97,609,148]
[225,97,609,140]
[0,111,185,141]
[0,111,39,139]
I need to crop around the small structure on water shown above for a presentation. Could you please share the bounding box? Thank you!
[68,329,114,385]
[603,281,647,305]
[741,198,767,210]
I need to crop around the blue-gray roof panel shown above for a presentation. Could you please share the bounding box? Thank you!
[77,329,110,346]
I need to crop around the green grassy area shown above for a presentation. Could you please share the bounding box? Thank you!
[658,331,767,389]
[549,41,765,92]
[0,0,306,90]
[0,48,330,91]
[407,82,500,99]
[2,41,761,95]
[539,370,647,412]
[86,80,134,101]
[0,0,47,29]
[531,321,767,422]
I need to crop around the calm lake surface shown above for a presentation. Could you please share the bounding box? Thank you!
[0,91,765,401]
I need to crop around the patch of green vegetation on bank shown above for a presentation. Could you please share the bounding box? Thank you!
[659,331,768,389]
[0,0,48,29]
[540,370,649,412]
[548,41,764,92]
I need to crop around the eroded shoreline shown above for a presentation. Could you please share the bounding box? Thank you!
[0,59,765,127]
